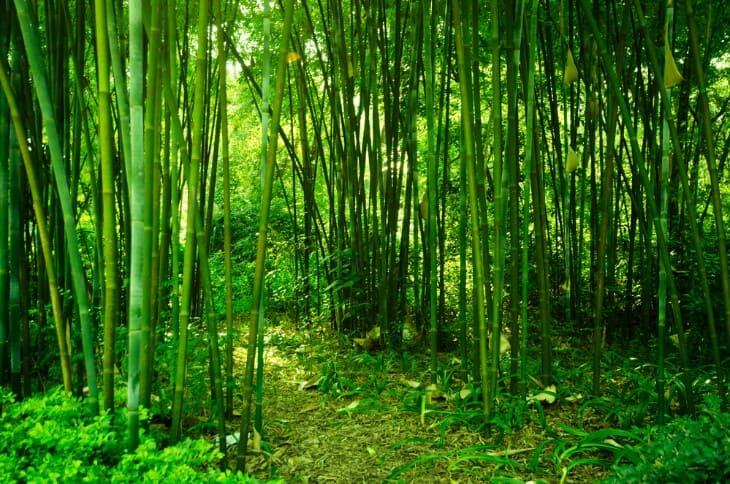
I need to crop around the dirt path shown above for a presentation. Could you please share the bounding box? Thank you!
[238,326,611,483]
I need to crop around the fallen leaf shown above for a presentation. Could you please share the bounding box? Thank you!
[404,380,421,389]
[337,400,360,414]
[527,384,557,405]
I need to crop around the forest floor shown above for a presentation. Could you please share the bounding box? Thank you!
[234,322,616,483]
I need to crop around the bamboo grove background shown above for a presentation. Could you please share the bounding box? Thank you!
[1,0,729,469]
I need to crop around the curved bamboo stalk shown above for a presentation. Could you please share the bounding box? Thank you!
[12,0,99,415]
[0,64,74,394]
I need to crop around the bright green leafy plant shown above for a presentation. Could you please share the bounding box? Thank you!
[604,408,730,483]
[0,388,276,482]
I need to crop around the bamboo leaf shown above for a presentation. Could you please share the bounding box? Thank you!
[663,38,684,88]
[566,146,579,173]
[563,48,579,85]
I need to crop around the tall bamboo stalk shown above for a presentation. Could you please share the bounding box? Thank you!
[215,0,235,421]
[488,0,506,418]
[140,0,163,412]
[127,0,145,449]
[171,0,213,443]
[520,0,539,405]
[7,91,20,397]
[452,0,490,418]
[93,0,120,414]
[0,9,9,389]
[238,0,296,468]
[423,0,438,382]
[656,0,676,424]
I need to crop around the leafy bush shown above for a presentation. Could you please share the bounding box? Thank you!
[604,410,730,483]
[0,387,274,483]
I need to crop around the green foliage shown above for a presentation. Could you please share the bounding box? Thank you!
[604,408,730,483]
[0,388,271,483]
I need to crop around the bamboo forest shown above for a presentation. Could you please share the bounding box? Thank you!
[1,0,730,481]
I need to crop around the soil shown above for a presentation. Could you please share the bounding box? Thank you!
[232,324,615,483]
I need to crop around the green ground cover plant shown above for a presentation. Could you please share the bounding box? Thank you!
[0,388,275,483]
[604,398,730,483]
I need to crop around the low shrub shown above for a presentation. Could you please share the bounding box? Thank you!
[0,387,273,483]
[604,409,730,483]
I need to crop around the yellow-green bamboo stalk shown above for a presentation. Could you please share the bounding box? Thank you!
[92,0,120,414]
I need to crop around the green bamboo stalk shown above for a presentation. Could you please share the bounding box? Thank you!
[656,0,676,425]
[171,0,214,443]
[8,101,20,396]
[140,0,162,412]
[452,0,490,418]
[0,16,9,388]
[254,0,273,436]
[423,0,438,382]
[214,0,235,421]
[238,0,296,468]
[127,0,145,449]
[105,0,131,169]
[12,0,99,415]
[520,0,539,406]
[506,0,526,396]
[92,0,120,413]
[488,0,506,418]
[165,0,181,349]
